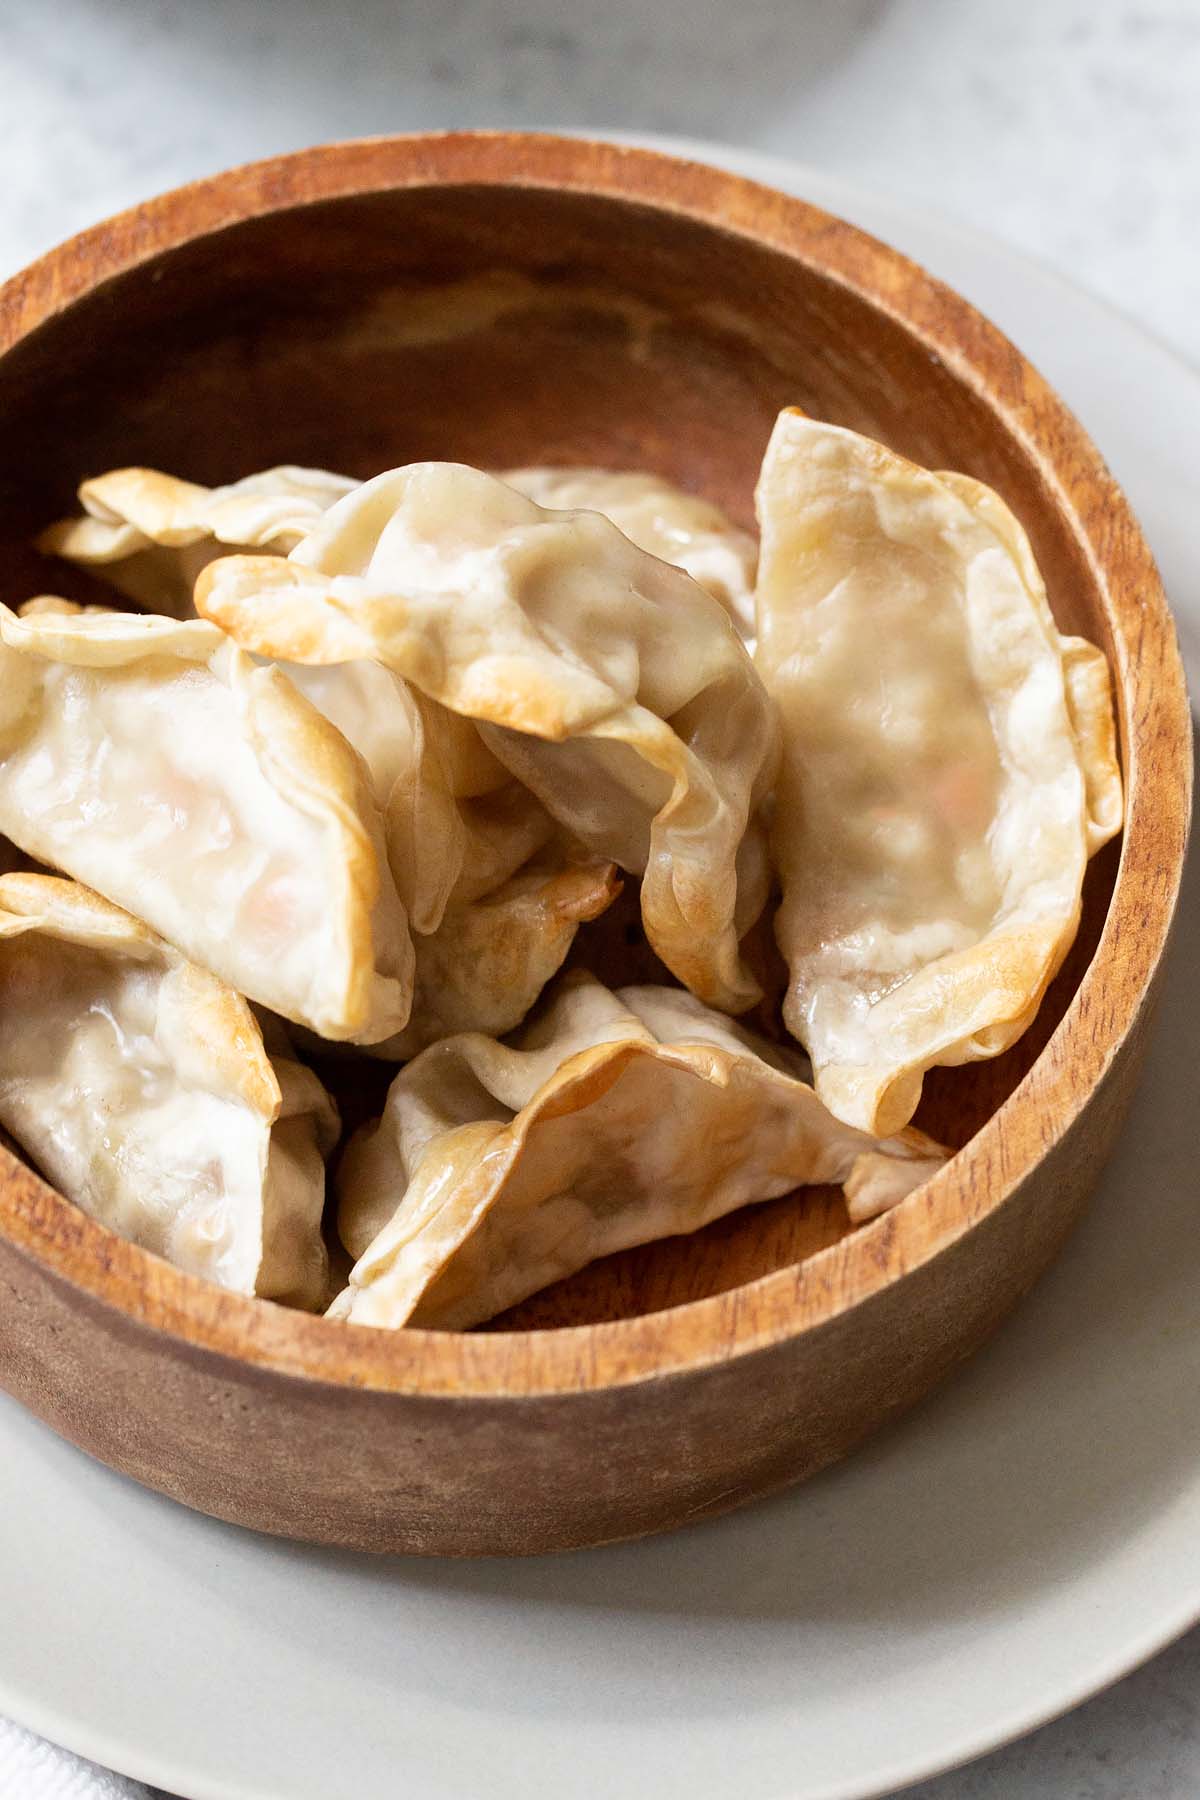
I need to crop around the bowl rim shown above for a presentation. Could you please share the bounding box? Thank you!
[0,128,1191,1399]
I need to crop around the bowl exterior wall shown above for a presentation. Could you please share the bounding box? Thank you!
[0,969,1155,1556]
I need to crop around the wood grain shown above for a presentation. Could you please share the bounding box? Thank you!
[0,132,1189,1555]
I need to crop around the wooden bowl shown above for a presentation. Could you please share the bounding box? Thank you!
[0,134,1190,1557]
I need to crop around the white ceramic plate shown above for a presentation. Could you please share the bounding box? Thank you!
[0,144,1197,1800]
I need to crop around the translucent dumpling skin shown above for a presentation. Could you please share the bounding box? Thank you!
[0,873,338,1307]
[0,603,413,1044]
[502,466,757,640]
[196,462,779,1013]
[331,973,946,1330]
[754,409,1123,1135]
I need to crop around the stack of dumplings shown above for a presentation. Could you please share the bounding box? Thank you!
[0,410,1120,1330]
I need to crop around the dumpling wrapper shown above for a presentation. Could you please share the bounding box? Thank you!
[754,410,1124,1137]
[19,595,113,620]
[372,855,622,1060]
[329,972,947,1330]
[936,470,1124,855]
[21,599,579,1045]
[37,464,357,616]
[196,462,779,1013]
[0,603,412,1043]
[26,596,541,942]
[0,873,338,1307]
[260,656,611,1048]
[281,658,552,936]
[502,466,758,640]
[293,671,610,1050]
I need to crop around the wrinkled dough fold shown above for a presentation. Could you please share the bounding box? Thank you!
[502,466,757,640]
[38,464,356,616]
[370,856,622,1060]
[195,462,779,1013]
[753,410,1123,1136]
[0,873,338,1306]
[0,603,413,1042]
[330,972,947,1330]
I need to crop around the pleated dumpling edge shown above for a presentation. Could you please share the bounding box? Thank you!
[0,601,414,1044]
[195,461,780,1016]
[0,871,338,1308]
[753,408,1123,1137]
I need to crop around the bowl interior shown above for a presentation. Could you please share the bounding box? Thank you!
[0,175,1121,1331]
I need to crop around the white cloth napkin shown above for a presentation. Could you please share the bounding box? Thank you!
[0,1714,158,1800]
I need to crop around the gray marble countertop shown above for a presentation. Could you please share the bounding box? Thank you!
[0,2,1197,1796]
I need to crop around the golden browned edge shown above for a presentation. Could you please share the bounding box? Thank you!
[0,130,1190,1400]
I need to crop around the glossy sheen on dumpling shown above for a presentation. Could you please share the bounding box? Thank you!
[38,464,357,615]
[936,471,1124,855]
[196,463,779,1013]
[281,659,551,936]
[754,410,1124,1137]
[329,973,947,1330]
[208,617,605,1035]
[27,595,547,947]
[0,873,338,1306]
[502,467,757,639]
[0,604,413,1042]
[22,599,583,1048]
[293,663,613,1047]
